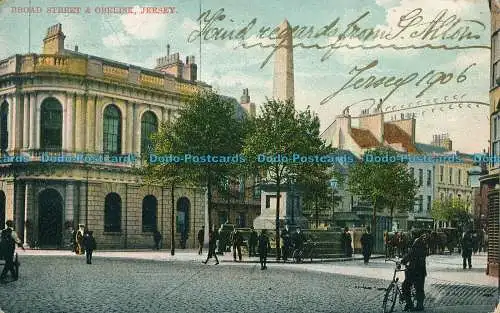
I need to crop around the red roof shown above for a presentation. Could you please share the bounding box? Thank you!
[383,123,417,153]
[351,127,380,148]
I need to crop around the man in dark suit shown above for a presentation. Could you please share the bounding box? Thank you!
[400,231,428,311]
[202,229,219,265]
[258,230,271,270]
[197,226,205,255]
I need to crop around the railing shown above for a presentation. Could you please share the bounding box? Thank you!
[0,54,207,95]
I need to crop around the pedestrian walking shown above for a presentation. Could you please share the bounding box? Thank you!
[248,226,258,257]
[360,227,373,264]
[153,230,162,250]
[281,225,292,261]
[0,220,24,281]
[83,230,97,265]
[258,229,271,270]
[341,227,353,257]
[202,229,219,265]
[231,229,243,261]
[197,226,205,255]
[400,231,428,311]
[75,224,85,255]
[461,229,474,269]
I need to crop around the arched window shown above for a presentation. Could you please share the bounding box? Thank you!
[104,193,121,232]
[142,195,157,232]
[141,111,158,154]
[40,98,62,150]
[176,197,190,235]
[0,102,8,152]
[103,104,122,154]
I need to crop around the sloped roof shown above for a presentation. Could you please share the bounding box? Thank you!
[383,123,417,153]
[415,143,449,154]
[350,127,380,148]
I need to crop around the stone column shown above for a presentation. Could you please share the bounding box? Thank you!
[65,93,74,152]
[94,96,103,153]
[65,183,74,225]
[86,95,96,152]
[23,183,33,247]
[35,94,41,149]
[6,94,13,151]
[126,101,133,154]
[13,93,22,150]
[74,94,85,152]
[28,93,37,150]
[22,93,30,150]
[133,104,141,156]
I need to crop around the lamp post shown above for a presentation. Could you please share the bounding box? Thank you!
[330,178,338,228]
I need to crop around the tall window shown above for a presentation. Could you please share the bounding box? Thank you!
[104,193,121,232]
[236,213,245,227]
[103,104,122,154]
[140,111,158,154]
[427,196,431,211]
[448,168,453,184]
[458,169,462,185]
[427,170,432,186]
[142,195,157,232]
[40,98,62,150]
[439,166,444,182]
[418,169,423,186]
[492,111,500,168]
[0,102,8,152]
[419,195,423,212]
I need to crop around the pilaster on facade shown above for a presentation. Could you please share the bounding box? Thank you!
[28,92,37,150]
[126,100,134,154]
[6,93,13,152]
[22,93,30,150]
[86,95,96,153]
[24,182,34,246]
[74,93,85,152]
[64,92,75,152]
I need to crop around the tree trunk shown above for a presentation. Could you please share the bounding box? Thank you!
[372,200,378,247]
[275,181,281,261]
[170,183,175,256]
[207,174,213,230]
[315,196,319,228]
[389,206,394,232]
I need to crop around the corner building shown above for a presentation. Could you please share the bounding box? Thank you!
[479,1,500,277]
[0,24,210,249]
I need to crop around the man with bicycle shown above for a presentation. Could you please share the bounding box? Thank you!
[399,231,428,312]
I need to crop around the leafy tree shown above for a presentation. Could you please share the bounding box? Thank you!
[431,197,471,228]
[347,147,418,236]
[242,99,332,259]
[144,91,246,232]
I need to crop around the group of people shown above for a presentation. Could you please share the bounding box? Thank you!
[0,220,24,281]
[200,226,271,270]
[71,224,97,264]
[341,227,374,264]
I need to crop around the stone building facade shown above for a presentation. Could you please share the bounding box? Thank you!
[0,23,211,249]
[479,1,500,277]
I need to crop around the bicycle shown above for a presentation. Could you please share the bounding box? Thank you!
[292,240,317,263]
[382,258,416,313]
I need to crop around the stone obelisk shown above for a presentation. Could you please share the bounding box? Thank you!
[272,20,294,104]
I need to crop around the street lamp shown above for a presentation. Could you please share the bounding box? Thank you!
[330,178,338,228]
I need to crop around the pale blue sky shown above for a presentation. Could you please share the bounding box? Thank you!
[0,0,491,153]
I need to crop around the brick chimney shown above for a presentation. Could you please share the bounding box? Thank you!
[240,88,256,117]
[182,55,197,81]
[43,23,65,54]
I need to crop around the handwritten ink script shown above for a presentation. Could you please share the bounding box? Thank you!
[187,8,487,69]
[320,59,476,105]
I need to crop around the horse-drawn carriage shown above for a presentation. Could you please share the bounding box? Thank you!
[428,227,460,254]
[384,231,410,258]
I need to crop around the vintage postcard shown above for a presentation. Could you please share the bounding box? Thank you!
[0,0,498,312]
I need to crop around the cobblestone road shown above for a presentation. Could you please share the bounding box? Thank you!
[0,255,497,313]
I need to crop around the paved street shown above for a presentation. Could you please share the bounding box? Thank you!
[0,251,497,313]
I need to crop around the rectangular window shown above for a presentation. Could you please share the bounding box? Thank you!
[439,166,444,182]
[495,117,498,140]
[449,168,453,184]
[458,169,462,185]
[427,196,431,211]
[419,195,423,212]
[427,170,431,186]
[418,169,423,186]
[266,195,271,208]
[236,213,246,228]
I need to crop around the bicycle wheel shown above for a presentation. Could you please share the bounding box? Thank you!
[382,283,398,313]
